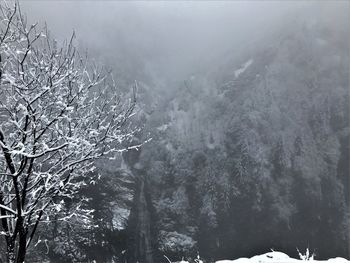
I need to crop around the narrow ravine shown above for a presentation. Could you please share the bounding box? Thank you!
[124,145,156,263]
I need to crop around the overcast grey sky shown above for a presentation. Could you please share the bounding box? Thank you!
[20,1,349,84]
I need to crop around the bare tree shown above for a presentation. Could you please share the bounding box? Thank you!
[0,2,138,262]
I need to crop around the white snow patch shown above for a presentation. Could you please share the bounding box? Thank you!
[215,251,349,263]
[157,124,169,132]
[206,142,215,150]
[111,206,130,230]
[234,59,253,78]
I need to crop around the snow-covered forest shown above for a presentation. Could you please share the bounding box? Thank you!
[0,1,349,263]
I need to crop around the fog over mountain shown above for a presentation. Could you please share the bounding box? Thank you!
[0,1,349,263]
[21,1,319,82]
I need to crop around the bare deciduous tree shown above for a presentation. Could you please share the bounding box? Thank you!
[0,2,138,262]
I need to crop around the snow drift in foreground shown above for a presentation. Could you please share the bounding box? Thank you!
[214,251,349,263]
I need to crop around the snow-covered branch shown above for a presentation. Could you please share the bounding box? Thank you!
[0,2,139,262]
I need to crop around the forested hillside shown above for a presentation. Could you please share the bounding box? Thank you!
[129,8,350,262]
[1,1,348,263]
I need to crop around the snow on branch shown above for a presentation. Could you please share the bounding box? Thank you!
[0,1,140,260]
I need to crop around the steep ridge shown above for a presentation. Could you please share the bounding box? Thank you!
[130,8,349,261]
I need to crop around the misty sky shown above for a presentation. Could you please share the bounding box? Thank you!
[21,1,348,84]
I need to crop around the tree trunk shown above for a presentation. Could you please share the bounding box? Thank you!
[16,231,27,263]
[6,241,15,263]
[4,230,27,263]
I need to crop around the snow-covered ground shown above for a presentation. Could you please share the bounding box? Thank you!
[170,252,349,263]
[171,251,348,263]
[214,251,349,263]
[234,59,253,78]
